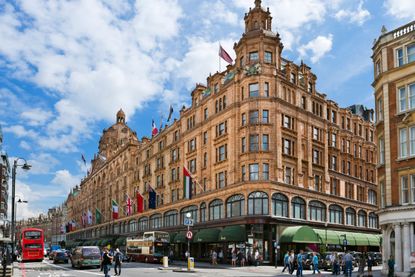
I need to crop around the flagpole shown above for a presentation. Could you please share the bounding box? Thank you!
[218,42,221,72]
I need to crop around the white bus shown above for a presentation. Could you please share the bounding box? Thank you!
[126,231,170,263]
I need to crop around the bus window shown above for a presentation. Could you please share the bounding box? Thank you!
[24,231,42,239]
[24,243,42,249]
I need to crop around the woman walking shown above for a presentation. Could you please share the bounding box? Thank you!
[357,253,366,277]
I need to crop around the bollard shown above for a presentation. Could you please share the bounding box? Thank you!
[187,257,194,271]
[162,256,169,268]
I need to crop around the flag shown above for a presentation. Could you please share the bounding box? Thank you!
[87,210,92,225]
[81,154,86,166]
[167,105,174,122]
[152,120,158,136]
[183,167,193,199]
[60,224,65,234]
[112,199,119,219]
[81,212,86,227]
[148,185,156,209]
[95,208,102,224]
[125,195,132,216]
[136,191,144,213]
[219,45,233,64]
[65,223,70,233]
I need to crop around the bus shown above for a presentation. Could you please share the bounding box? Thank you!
[20,228,44,262]
[126,231,169,263]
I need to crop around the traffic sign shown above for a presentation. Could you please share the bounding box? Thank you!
[184,218,194,226]
[343,239,348,246]
[186,230,193,240]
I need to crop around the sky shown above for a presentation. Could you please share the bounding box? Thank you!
[0,0,414,220]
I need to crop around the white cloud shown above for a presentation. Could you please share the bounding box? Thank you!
[3,125,38,140]
[201,1,240,27]
[384,0,415,19]
[27,153,60,175]
[52,170,82,194]
[19,141,31,151]
[334,1,370,25]
[20,108,53,126]
[298,34,333,63]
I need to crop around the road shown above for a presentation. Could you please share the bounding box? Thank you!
[13,260,384,277]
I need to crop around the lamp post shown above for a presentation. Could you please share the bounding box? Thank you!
[324,221,328,251]
[186,212,191,259]
[11,158,31,257]
[340,234,347,252]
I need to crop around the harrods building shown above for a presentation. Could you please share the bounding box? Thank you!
[65,0,380,264]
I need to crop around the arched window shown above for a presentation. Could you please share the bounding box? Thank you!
[272,193,288,217]
[181,206,198,224]
[248,191,269,215]
[164,210,178,227]
[149,214,162,229]
[345,207,356,226]
[129,220,137,233]
[138,217,148,231]
[200,202,206,223]
[357,210,366,227]
[308,200,326,222]
[368,212,378,228]
[209,199,224,220]
[291,197,306,219]
[226,194,245,218]
[329,205,343,224]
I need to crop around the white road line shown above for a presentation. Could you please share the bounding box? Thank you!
[42,261,102,276]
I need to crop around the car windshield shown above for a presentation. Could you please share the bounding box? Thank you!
[82,248,100,256]
[56,252,66,256]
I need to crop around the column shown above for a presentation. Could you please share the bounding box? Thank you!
[394,224,402,272]
[382,227,390,275]
[403,223,411,272]
[410,222,415,252]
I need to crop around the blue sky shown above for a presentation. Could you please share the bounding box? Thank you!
[0,0,413,219]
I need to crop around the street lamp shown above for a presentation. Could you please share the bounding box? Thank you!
[324,222,328,250]
[186,212,191,260]
[340,234,347,252]
[11,158,31,257]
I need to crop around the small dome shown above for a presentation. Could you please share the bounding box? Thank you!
[116,109,126,124]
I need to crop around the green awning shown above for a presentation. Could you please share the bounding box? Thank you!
[352,233,370,246]
[169,233,177,244]
[314,229,341,245]
[174,232,188,243]
[194,228,220,243]
[115,237,126,246]
[367,234,381,246]
[219,225,246,242]
[280,226,319,244]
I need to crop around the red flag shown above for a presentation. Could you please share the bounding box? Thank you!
[126,195,132,216]
[152,120,158,136]
[219,45,233,64]
[136,191,144,213]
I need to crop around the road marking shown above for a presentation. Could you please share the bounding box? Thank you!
[42,261,102,276]
[20,262,26,277]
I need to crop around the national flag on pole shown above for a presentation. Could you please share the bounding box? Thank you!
[136,191,144,213]
[112,199,119,219]
[219,45,233,64]
[81,212,87,227]
[60,224,65,234]
[95,208,102,224]
[167,105,174,122]
[87,210,92,225]
[183,167,193,199]
[152,120,158,136]
[125,195,132,216]
[148,185,156,209]
[81,154,87,166]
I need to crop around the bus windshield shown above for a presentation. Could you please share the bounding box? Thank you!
[154,244,169,257]
[154,232,169,242]
[24,231,42,239]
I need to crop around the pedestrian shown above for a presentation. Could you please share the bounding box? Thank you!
[114,248,123,276]
[238,251,245,267]
[357,253,366,277]
[102,248,113,277]
[169,249,174,264]
[231,250,237,267]
[296,250,304,277]
[342,251,353,277]
[332,253,340,275]
[387,255,394,277]
[367,253,374,276]
[218,249,224,264]
[254,249,260,266]
[289,250,295,274]
[212,250,217,265]
[409,251,415,277]
[282,251,290,272]
[312,252,320,275]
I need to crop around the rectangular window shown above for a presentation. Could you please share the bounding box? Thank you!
[411,174,415,204]
[249,51,259,62]
[262,163,269,180]
[301,96,306,109]
[216,121,227,137]
[214,83,219,93]
[331,110,337,123]
[308,82,313,93]
[399,87,407,112]
[290,73,296,84]
[262,110,269,123]
[241,137,246,153]
[283,115,293,129]
[216,171,226,188]
[330,178,339,196]
[284,167,292,184]
[410,84,415,110]
[377,98,383,121]
[249,163,259,181]
[249,110,259,123]
[204,108,208,120]
[264,82,269,97]
[189,159,196,173]
[380,181,385,208]
[203,152,207,167]
[331,133,337,147]
[313,127,319,140]
[249,134,259,152]
[241,113,246,126]
[331,155,337,171]
[397,48,404,67]
[217,145,227,162]
[262,134,269,151]
[410,126,415,156]
[264,51,272,63]
[241,165,246,181]
[401,175,409,204]
[313,149,320,164]
[249,83,259,97]
[203,131,208,145]
[408,44,415,63]
[283,138,292,155]
[400,128,408,158]
[314,175,321,192]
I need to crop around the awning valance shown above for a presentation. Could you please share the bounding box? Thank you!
[194,228,220,243]
[279,226,320,244]
[219,225,246,242]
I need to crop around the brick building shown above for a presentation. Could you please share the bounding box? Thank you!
[66,0,379,263]
[0,125,10,222]
[373,21,415,275]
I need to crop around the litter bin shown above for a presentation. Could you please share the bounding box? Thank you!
[162,256,169,268]
[187,257,194,270]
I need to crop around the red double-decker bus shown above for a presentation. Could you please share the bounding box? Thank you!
[20,228,44,262]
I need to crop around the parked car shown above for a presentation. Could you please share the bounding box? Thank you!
[70,246,101,269]
[368,252,382,266]
[53,250,69,264]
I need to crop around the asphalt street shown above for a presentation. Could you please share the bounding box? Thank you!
[12,260,384,277]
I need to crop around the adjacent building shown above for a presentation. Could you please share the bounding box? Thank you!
[373,21,415,275]
[66,0,379,263]
[0,125,10,223]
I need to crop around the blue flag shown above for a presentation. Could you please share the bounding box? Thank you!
[148,186,156,209]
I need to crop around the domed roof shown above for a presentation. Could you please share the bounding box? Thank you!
[116,108,125,119]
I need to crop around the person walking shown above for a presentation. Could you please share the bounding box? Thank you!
[114,248,123,276]
[387,255,394,277]
[367,253,374,277]
[254,249,260,266]
[296,250,304,277]
[169,249,174,265]
[409,251,415,277]
[231,250,237,267]
[102,248,113,277]
[332,253,340,275]
[282,251,290,273]
[218,249,224,264]
[212,250,217,265]
[312,252,320,275]
[342,251,353,277]
[357,253,366,277]
[289,250,295,274]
